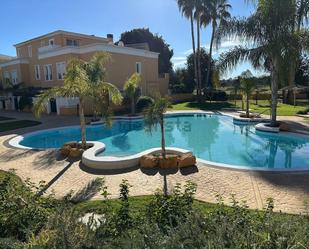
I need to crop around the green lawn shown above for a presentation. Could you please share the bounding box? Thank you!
[170,100,309,116]
[0,116,15,121]
[0,120,41,132]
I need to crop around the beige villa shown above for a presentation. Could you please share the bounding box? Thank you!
[0,30,169,115]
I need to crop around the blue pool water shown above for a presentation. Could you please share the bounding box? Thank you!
[19,114,309,170]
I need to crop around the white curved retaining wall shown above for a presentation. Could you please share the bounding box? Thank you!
[82,141,190,170]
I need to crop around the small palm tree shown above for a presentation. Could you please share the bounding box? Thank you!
[123,73,141,115]
[144,96,171,196]
[144,97,170,159]
[239,70,255,118]
[33,54,123,149]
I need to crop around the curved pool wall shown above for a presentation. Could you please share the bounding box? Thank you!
[9,112,309,171]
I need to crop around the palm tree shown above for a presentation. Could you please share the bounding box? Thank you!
[201,0,231,89]
[218,0,309,126]
[239,70,255,118]
[123,73,141,115]
[144,96,170,196]
[177,0,199,98]
[33,53,123,149]
[144,97,170,159]
[194,0,205,101]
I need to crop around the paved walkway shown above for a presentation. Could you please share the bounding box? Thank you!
[1,110,309,214]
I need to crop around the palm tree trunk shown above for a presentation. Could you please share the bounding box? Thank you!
[246,95,250,118]
[206,22,216,89]
[160,115,166,159]
[79,97,87,149]
[190,14,199,99]
[270,58,279,127]
[197,14,202,102]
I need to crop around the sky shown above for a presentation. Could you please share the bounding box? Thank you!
[0,0,266,79]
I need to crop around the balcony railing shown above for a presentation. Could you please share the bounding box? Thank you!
[38,45,61,54]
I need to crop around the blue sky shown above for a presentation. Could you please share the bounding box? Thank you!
[1,0,265,79]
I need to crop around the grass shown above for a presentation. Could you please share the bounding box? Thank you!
[170,100,309,116]
[0,116,15,121]
[0,120,41,132]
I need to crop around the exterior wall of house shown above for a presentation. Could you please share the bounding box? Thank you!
[0,31,169,114]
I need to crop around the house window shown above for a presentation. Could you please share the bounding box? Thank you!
[34,65,40,80]
[49,39,54,46]
[66,39,79,46]
[135,62,141,74]
[56,62,66,80]
[16,48,21,58]
[3,71,10,83]
[44,64,53,81]
[28,45,32,57]
[11,70,18,85]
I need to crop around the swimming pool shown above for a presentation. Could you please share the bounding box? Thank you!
[12,113,309,170]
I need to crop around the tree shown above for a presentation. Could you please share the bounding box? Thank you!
[201,0,231,89]
[177,0,199,96]
[218,0,309,126]
[295,54,309,85]
[144,97,170,159]
[240,70,255,118]
[123,73,141,115]
[120,28,173,74]
[169,68,194,93]
[33,53,123,149]
[187,48,215,90]
[144,97,170,196]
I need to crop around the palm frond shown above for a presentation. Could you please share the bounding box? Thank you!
[218,45,267,73]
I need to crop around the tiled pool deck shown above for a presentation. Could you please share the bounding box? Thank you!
[1,110,309,214]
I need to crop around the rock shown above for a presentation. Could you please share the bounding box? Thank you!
[64,141,78,148]
[59,145,71,157]
[279,122,291,132]
[140,155,158,169]
[178,153,196,168]
[69,148,83,158]
[158,155,178,169]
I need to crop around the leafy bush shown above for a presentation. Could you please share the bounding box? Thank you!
[0,170,55,242]
[136,96,154,112]
[1,171,309,248]
[18,96,33,111]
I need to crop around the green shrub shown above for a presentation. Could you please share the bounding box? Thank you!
[0,170,55,241]
[18,96,33,111]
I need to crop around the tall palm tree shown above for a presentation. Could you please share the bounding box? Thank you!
[33,53,123,149]
[194,0,205,101]
[218,0,309,126]
[123,73,141,115]
[285,0,309,103]
[177,0,201,100]
[201,0,231,89]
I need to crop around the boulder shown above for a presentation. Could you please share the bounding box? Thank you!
[69,148,83,158]
[279,122,291,132]
[64,141,78,148]
[158,155,178,169]
[140,155,158,169]
[178,153,196,168]
[59,145,71,157]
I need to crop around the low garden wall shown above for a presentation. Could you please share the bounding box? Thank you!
[170,93,195,103]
